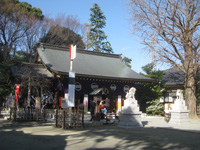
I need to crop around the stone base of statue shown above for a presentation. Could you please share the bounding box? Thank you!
[118,107,143,128]
[118,87,143,128]
[169,110,190,124]
[167,89,190,124]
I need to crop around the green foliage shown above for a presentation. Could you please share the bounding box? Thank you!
[88,3,113,53]
[0,61,13,100]
[122,56,132,68]
[16,2,43,19]
[140,63,165,115]
[146,99,164,116]
[13,51,31,62]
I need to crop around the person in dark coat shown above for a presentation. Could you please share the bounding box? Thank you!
[90,99,96,121]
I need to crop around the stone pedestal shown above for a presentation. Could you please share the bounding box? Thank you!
[169,110,189,124]
[118,109,143,128]
[167,89,190,124]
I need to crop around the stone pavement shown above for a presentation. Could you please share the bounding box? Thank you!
[1,115,200,150]
[141,115,200,133]
[84,113,200,133]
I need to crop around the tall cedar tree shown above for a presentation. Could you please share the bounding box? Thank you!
[129,0,200,118]
[88,3,113,53]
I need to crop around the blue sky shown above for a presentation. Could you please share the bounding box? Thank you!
[20,0,154,73]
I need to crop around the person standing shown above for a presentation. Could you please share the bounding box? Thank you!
[90,99,96,121]
[104,97,110,111]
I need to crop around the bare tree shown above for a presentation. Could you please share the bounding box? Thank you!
[128,0,200,118]
[19,17,52,62]
[0,0,43,63]
[40,14,86,49]
[51,14,87,47]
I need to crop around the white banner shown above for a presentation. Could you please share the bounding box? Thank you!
[68,84,75,107]
[84,94,88,112]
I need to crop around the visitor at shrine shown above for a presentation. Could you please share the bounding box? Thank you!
[104,97,110,111]
[90,99,96,121]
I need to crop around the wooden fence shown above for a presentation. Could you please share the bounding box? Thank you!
[9,108,56,121]
[55,105,84,129]
[8,102,84,129]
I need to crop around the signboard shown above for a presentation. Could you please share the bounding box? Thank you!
[84,94,88,112]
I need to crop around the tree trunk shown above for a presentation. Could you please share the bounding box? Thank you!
[185,67,197,119]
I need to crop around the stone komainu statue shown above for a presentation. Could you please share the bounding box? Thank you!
[176,89,183,100]
[125,87,136,99]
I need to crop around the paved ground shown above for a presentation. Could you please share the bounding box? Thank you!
[1,115,200,150]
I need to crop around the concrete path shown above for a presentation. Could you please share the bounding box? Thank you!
[1,116,200,150]
[141,116,200,133]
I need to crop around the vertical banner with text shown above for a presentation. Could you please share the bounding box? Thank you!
[68,71,75,107]
[117,95,122,114]
[84,94,88,112]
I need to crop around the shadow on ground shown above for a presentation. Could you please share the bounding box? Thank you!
[0,119,200,150]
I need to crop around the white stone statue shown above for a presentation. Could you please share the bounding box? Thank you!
[172,89,187,111]
[176,89,183,100]
[125,87,136,99]
[123,87,139,112]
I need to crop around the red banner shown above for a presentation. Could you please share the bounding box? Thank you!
[14,85,20,107]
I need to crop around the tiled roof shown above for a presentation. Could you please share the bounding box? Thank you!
[37,43,153,82]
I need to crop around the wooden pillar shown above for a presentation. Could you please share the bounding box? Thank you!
[62,110,66,129]
[56,109,58,127]
[82,103,84,128]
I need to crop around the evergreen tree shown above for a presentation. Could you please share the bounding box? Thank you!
[122,56,132,68]
[88,3,113,53]
[140,63,165,115]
